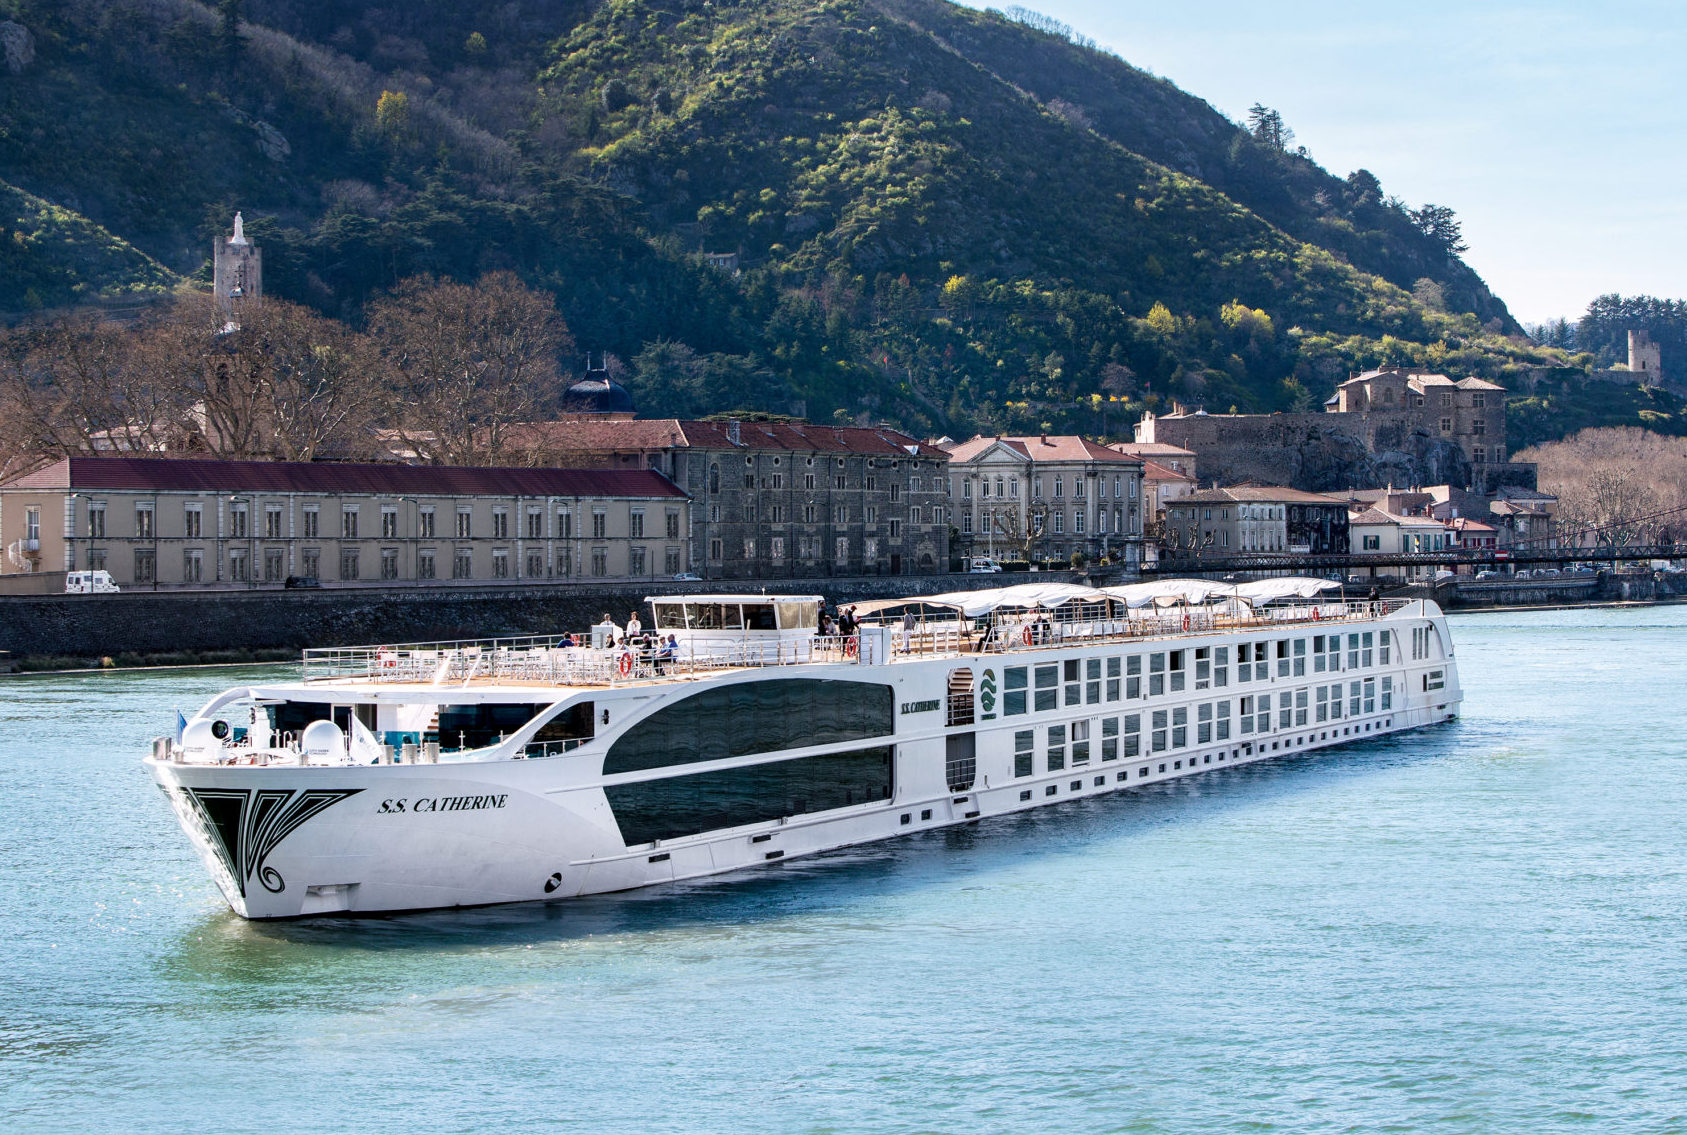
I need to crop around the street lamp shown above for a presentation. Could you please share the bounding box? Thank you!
[228,496,253,588]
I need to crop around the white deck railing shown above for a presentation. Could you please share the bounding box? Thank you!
[299,600,1410,687]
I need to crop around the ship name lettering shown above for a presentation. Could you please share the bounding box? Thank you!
[900,699,940,714]
[379,795,508,815]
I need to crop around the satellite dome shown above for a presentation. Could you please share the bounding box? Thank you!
[562,375,634,416]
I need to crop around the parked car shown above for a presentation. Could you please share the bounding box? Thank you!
[672,572,703,582]
[968,557,1004,573]
[1475,570,1500,580]
[1432,569,1457,583]
[65,570,119,594]
[1538,568,1562,579]
[283,575,322,589]
[1513,570,1532,580]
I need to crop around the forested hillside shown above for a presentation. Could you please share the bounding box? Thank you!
[0,0,1603,440]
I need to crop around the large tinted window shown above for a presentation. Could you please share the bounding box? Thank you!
[605,679,893,775]
[437,703,546,749]
[605,746,894,845]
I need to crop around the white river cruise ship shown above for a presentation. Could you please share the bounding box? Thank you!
[147,579,1462,919]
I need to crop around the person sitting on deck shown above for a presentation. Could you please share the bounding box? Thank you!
[654,634,677,673]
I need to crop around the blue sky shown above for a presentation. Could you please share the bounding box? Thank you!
[956,1,1685,325]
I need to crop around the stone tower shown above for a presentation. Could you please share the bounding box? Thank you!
[1629,330,1661,377]
[213,212,262,323]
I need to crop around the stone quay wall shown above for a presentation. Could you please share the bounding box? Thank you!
[0,573,1078,661]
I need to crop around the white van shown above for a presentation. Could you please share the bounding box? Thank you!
[65,570,120,594]
[967,557,1004,573]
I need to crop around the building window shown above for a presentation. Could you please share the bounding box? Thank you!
[527,550,544,578]
[1472,392,1486,408]
[340,548,360,580]
[418,550,436,579]
[183,548,203,583]
[630,509,645,538]
[836,537,848,562]
[300,508,318,538]
[527,510,543,539]
[183,505,202,539]
[1472,418,1486,436]
[592,510,607,539]
[300,549,320,578]
[87,504,106,538]
[557,510,572,539]
[1073,511,1084,534]
[229,504,248,539]
[264,507,283,539]
[710,538,724,562]
[229,549,249,581]
[491,549,509,578]
[381,548,399,580]
[1440,417,1452,433]
[456,510,472,539]
[134,548,156,584]
[342,509,358,539]
[591,547,609,577]
[555,547,572,577]
[665,546,681,574]
[666,510,680,539]
[419,508,435,538]
[1053,476,1063,498]
[865,537,879,560]
[381,508,399,538]
[630,546,647,575]
[491,509,508,539]
[134,505,154,539]
[770,537,785,560]
[263,548,284,582]
[744,538,757,559]
[1053,513,1064,534]
[452,548,473,578]
[888,519,901,539]
[1362,534,1380,550]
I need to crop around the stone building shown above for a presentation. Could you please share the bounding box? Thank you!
[1347,506,1451,581]
[1136,369,1526,493]
[941,436,1145,567]
[0,457,689,589]
[506,419,950,579]
[1630,330,1662,379]
[1162,486,1349,560]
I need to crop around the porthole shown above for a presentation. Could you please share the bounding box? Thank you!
[920,808,932,820]
[900,813,911,825]
[1093,776,1104,787]
[1019,790,1032,801]
[1045,785,1057,796]
[1116,772,1127,783]
[1070,780,1081,791]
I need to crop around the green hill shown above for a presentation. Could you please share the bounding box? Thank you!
[0,0,1591,437]
[0,179,178,311]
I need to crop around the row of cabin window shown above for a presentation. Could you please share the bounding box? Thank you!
[1009,678,1396,774]
[1001,633,1394,715]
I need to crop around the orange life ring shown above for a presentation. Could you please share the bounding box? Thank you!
[1021,625,1034,646]
[1312,607,1321,621]
[617,651,633,677]
[845,636,859,657]
[1181,612,1190,632]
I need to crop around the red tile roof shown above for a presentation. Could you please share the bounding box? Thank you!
[507,419,945,458]
[943,435,1143,464]
[0,457,688,499]
[1179,485,1346,505]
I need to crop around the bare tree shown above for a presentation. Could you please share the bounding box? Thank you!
[1518,427,1687,547]
[366,272,574,465]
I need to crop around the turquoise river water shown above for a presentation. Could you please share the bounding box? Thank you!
[2,606,1685,1133]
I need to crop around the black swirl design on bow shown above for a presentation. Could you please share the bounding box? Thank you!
[183,787,363,896]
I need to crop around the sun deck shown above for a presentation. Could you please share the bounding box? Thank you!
[299,596,1415,689]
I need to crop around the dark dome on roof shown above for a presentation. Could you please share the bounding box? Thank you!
[562,375,634,415]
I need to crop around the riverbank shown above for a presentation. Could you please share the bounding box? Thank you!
[0,572,1077,671]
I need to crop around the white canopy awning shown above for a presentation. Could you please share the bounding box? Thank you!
[1232,576,1341,603]
[852,582,1112,619]
[1099,579,1238,608]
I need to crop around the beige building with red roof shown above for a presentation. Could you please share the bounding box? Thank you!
[0,457,689,589]
[940,435,1144,567]
[506,419,950,579]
